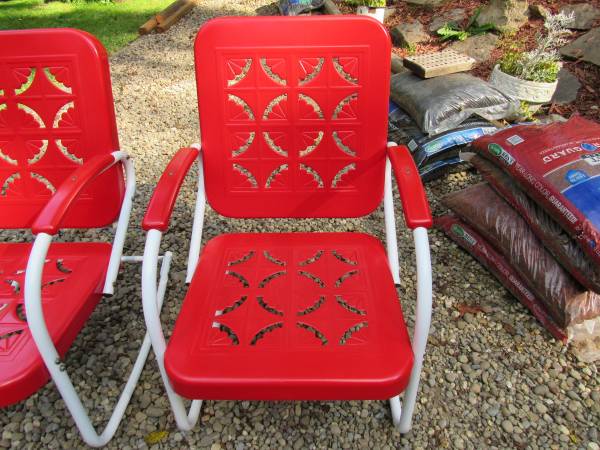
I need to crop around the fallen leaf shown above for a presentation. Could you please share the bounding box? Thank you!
[145,431,169,445]
[455,303,484,318]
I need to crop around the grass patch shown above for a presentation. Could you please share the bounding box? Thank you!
[0,0,173,53]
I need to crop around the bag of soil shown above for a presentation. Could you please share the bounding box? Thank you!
[442,183,600,329]
[278,0,324,15]
[409,119,499,168]
[419,156,468,182]
[471,154,600,293]
[471,116,600,268]
[436,215,567,341]
[390,72,519,135]
[388,101,423,145]
[442,183,600,361]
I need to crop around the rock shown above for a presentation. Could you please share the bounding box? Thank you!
[529,3,550,20]
[533,384,549,396]
[561,27,600,67]
[391,54,409,74]
[450,33,500,62]
[551,69,581,104]
[405,0,444,7]
[390,21,428,48]
[476,0,529,33]
[501,420,514,433]
[330,422,341,435]
[560,4,600,30]
[429,8,467,32]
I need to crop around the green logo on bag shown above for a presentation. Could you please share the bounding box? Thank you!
[451,224,477,246]
[488,143,503,156]
[488,143,515,166]
[451,224,464,237]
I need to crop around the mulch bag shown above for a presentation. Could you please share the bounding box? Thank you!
[436,215,567,342]
[390,72,519,135]
[278,0,324,15]
[442,183,600,330]
[409,119,499,168]
[471,116,600,268]
[388,101,423,145]
[471,154,600,293]
[420,156,468,182]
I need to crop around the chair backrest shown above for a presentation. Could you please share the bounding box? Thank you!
[195,16,391,218]
[0,28,124,229]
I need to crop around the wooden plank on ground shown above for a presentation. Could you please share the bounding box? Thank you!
[156,0,195,33]
[139,17,158,35]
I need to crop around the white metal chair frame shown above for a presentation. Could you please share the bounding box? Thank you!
[141,142,433,434]
[23,151,171,447]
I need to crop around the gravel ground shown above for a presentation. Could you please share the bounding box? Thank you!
[1,1,599,449]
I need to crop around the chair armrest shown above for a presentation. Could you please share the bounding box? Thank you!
[142,147,200,232]
[387,145,432,229]
[32,153,125,235]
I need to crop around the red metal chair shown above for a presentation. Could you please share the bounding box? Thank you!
[0,29,170,447]
[141,16,433,433]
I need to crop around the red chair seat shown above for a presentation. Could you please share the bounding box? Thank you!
[165,232,414,400]
[0,242,111,407]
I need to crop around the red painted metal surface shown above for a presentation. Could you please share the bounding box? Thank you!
[0,28,124,229]
[142,147,199,232]
[165,233,413,400]
[387,145,433,229]
[32,154,116,235]
[0,242,111,407]
[194,16,391,218]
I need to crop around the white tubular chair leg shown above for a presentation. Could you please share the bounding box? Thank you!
[384,150,401,285]
[24,233,171,447]
[142,229,202,431]
[392,227,432,433]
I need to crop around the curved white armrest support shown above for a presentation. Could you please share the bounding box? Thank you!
[142,229,202,431]
[104,151,136,295]
[24,221,170,447]
[391,227,433,433]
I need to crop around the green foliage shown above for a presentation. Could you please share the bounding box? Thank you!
[437,10,497,42]
[519,101,537,121]
[345,0,386,7]
[499,51,561,83]
[0,0,173,53]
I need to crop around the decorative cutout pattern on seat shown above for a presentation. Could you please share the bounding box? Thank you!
[0,257,75,355]
[208,247,369,348]
[223,53,362,193]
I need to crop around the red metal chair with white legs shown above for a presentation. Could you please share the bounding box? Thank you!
[141,16,433,433]
[0,29,169,447]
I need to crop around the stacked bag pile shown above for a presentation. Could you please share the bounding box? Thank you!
[438,116,600,361]
[389,72,519,181]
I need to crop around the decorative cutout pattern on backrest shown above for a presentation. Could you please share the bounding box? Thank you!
[195,17,391,218]
[207,246,370,348]
[0,29,124,229]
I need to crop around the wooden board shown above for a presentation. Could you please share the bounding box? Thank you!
[403,49,475,78]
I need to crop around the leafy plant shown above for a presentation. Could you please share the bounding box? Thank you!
[519,101,536,121]
[345,0,386,7]
[498,12,573,83]
[437,10,497,41]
